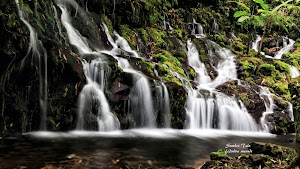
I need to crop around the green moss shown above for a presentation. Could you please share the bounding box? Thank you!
[294,42,300,48]
[257,63,276,76]
[154,50,186,78]
[210,149,228,160]
[156,64,183,87]
[239,92,250,106]
[274,60,290,74]
[239,57,262,65]
[174,48,186,63]
[272,82,289,96]
[239,60,256,78]
[101,15,114,38]
[261,77,276,86]
[140,58,155,77]
[138,28,148,44]
[199,49,206,62]
[187,67,196,79]
[147,27,167,48]
[173,29,183,39]
[119,24,137,49]
[214,34,227,43]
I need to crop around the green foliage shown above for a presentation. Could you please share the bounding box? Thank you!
[156,63,183,87]
[102,15,114,37]
[147,27,167,48]
[119,24,137,49]
[232,0,300,52]
[239,60,256,78]
[272,82,290,97]
[187,67,196,79]
[138,28,148,44]
[257,63,276,76]
[173,48,187,63]
[140,58,155,77]
[154,50,186,78]
[210,149,228,160]
[274,60,290,74]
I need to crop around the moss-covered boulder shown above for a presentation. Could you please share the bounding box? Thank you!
[202,143,297,169]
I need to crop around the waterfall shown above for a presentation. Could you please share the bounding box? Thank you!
[259,86,275,132]
[283,37,288,47]
[205,40,237,88]
[163,12,173,30]
[252,35,261,52]
[184,39,258,131]
[154,81,171,128]
[161,82,171,128]
[290,65,300,78]
[192,18,204,37]
[212,19,219,33]
[102,23,156,128]
[274,38,295,59]
[58,1,120,131]
[187,39,211,87]
[15,0,48,130]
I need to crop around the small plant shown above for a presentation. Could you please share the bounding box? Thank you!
[231,0,300,53]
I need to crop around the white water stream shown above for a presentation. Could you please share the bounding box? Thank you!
[102,24,156,128]
[15,0,48,130]
[58,1,120,131]
[185,39,258,131]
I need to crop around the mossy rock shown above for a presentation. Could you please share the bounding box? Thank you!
[139,58,155,77]
[250,142,297,159]
[274,60,290,75]
[256,63,276,76]
[272,82,289,96]
[210,149,229,160]
[119,24,138,49]
[153,50,187,79]
[173,48,187,63]
[146,27,167,48]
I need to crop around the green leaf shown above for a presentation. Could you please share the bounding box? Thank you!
[35,19,45,32]
[237,16,250,23]
[22,3,33,14]
[254,0,269,11]
[272,0,293,14]
[234,11,249,18]
[254,16,264,27]
[229,1,251,12]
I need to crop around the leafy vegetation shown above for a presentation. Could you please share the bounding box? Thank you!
[232,0,300,53]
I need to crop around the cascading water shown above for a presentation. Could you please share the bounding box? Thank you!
[192,18,204,37]
[58,1,120,131]
[274,38,295,59]
[15,0,48,130]
[259,86,276,132]
[161,82,171,128]
[184,39,258,131]
[205,40,237,88]
[258,86,294,132]
[290,65,300,78]
[212,19,219,33]
[186,40,211,87]
[252,35,261,52]
[102,23,156,128]
[163,12,173,30]
[153,81,171,128]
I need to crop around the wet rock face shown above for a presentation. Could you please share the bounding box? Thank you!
[216,81,266,123]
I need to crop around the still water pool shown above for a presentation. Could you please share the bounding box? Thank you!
[0,129,298,168]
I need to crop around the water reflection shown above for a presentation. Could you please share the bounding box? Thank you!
[0,129,298,168]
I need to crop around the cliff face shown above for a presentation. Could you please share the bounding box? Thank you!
[0,0,299,137]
